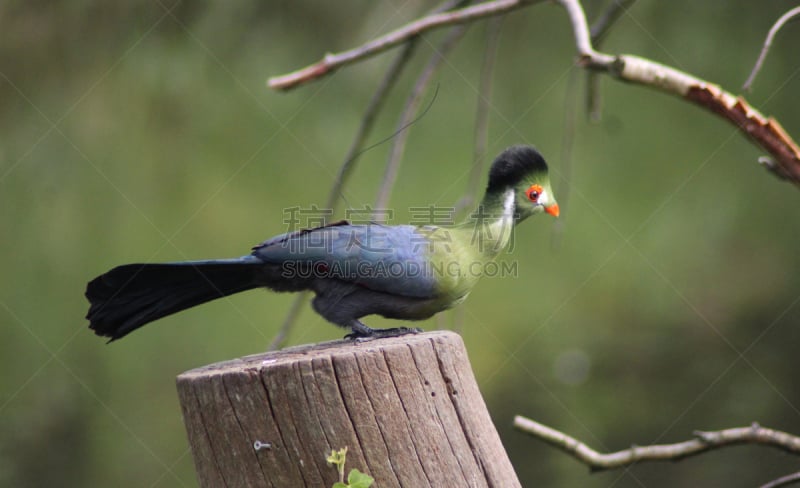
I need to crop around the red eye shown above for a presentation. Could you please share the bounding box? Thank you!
[526,184,543,202]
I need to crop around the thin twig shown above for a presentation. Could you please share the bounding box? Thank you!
[551,65,579,249]
[515,416,800,472]
[267,0,539,91]
[586,0,636,120]
[328,0,468,212]
[743,6,800,92]
[453,15,504,332]
[555,0,800,183]
[455,15,505,216]
[270,0,800,185]
[557,0,614,64]
[585,73,602,122]
[267,44,418,351]
[326,43,418,212]
[323,0,468,210]
[760,471,800,488]
[268,1,469,349]
[589,0,636,45]
[374,25,470,212]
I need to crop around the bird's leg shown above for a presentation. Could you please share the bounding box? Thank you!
[344,320,423,340]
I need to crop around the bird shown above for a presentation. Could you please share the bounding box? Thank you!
[86,145,559,342]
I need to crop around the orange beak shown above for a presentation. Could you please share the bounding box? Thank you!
[545,203,560,218]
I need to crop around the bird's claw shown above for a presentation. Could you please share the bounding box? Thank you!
[345,326,423,341]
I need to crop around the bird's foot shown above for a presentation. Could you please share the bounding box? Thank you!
[345,322,423,341]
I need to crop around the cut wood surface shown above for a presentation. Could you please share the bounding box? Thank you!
[176,330,521,487]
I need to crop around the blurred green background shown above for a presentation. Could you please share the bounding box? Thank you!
[2,1,799,486]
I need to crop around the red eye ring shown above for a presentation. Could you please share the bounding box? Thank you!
[526,184,543,202]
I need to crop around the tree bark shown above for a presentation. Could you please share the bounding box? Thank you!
[176,330,521,487]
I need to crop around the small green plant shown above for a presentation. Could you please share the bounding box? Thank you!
[326,447,374,488]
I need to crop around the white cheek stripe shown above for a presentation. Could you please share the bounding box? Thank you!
[503,189,516,219]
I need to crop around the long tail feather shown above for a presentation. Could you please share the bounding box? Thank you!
[86,259,263,341]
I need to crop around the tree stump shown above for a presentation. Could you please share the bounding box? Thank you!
[176,330,521,487]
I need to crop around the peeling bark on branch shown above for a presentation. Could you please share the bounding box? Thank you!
[557,0,800,185]
[267,0,800,187]
[685,86,800,181]
[586,54,800,182]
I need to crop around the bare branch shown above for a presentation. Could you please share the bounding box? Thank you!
[514,416,800,472]
[327,0,465,213]
[455,15,505,216]
[451,15,504,332]
[585,72,602,122]
[327,43,417,211]
[374,25,469,212]
[270,0,800,186]
[268,1,472,349]
[551,66,579,248]
[589,0,636,45]
[268,44,417,351]
[586,0,636,120]
[556,0,614,64]
[555,0,800,184]
[267,0,539,91]
[760,471,800,488]
[743,6,800,92]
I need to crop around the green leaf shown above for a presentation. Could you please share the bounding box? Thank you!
[332,483,348,488]
[346,468,374,488]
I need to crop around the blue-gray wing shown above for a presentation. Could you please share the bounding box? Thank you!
[252,223,437,298]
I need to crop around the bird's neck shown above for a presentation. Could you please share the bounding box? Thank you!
[456,188,517,259]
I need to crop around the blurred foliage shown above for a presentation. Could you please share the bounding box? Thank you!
[1,1,799,486]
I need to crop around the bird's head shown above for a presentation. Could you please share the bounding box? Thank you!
[486,145,559,221]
